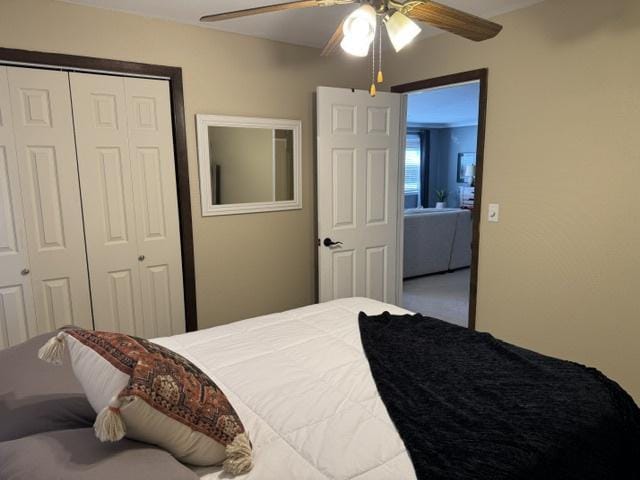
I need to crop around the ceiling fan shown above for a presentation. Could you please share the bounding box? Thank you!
[201,1,503,95]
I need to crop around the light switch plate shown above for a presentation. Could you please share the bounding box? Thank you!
[488,203,500,223]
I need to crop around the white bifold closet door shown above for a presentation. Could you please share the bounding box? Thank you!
[70,73,185,338]
[0,66,36,348]
[0,67,92,348]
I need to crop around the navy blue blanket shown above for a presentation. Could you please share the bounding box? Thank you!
[359,312,640,480]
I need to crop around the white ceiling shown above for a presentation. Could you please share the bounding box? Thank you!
[407,82,479,127]
[60,0,543,49]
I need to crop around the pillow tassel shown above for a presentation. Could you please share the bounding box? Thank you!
[95,396,126,442]
[37,331,66,365]
[223,433,253,475]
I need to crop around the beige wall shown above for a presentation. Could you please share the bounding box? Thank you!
[0,0,368,330]
[385,0,640,400]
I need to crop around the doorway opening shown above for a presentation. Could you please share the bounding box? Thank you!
[392,70,488,329]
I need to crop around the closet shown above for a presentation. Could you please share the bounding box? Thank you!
[0,66,185,349]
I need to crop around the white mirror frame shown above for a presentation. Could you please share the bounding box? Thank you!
[196,114,302,216]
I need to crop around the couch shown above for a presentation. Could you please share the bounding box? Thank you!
[403,208,472,278]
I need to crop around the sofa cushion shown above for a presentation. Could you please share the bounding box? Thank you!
[403,211,458,278]
[449,210,473,270]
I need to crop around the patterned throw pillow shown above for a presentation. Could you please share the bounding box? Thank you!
[38,328,252,475]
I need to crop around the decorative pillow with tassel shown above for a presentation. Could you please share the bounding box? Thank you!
[38,328,252,475]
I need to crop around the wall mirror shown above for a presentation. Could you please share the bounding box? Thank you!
[196,114,302,216]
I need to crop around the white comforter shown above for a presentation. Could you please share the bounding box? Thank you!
[153,298,417,480]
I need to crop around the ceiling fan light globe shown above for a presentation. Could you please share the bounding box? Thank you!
[340,35,370,57]
[342,4,377,40]
[385,12,421,52]
[350,18,372,38]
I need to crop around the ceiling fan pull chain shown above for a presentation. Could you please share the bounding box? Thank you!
[377,17,384,84]
[370,20,377,97]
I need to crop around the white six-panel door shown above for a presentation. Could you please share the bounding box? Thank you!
[0,67,37,348]
[3,67,93,346]
[70,73,184,338]
[317,87,402,304]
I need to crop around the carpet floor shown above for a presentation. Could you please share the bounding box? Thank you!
[402,268,470,328]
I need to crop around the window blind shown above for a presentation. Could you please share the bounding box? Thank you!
[404,133,421,196]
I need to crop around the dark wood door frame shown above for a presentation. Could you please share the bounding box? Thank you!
[392,68,489,330]
[0,47,197,332]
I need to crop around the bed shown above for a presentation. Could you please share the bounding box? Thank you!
[154,297,416,480]
[2,297,639,479]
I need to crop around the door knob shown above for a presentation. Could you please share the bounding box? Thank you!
[138,255,146,262]
[323,238,343,248]
[20,268,30,276]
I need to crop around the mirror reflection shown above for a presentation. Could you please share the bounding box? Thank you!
[208,126,294,205]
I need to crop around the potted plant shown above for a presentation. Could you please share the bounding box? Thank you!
[435,190,448,209]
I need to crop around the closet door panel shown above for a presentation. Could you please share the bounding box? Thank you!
[125,77,185,337]
[0,67,37,348]
[7,67,92,334]
[70,73,144,336]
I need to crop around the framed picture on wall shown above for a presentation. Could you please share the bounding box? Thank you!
[457,152,476,183]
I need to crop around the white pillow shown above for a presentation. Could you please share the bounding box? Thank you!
[39,328,252,475]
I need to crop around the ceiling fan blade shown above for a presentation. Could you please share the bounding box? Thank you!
[404,1,503,42]
[321,19,345,56]
[201,0,353,23]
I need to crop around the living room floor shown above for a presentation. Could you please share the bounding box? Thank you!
[402,268,470,327]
